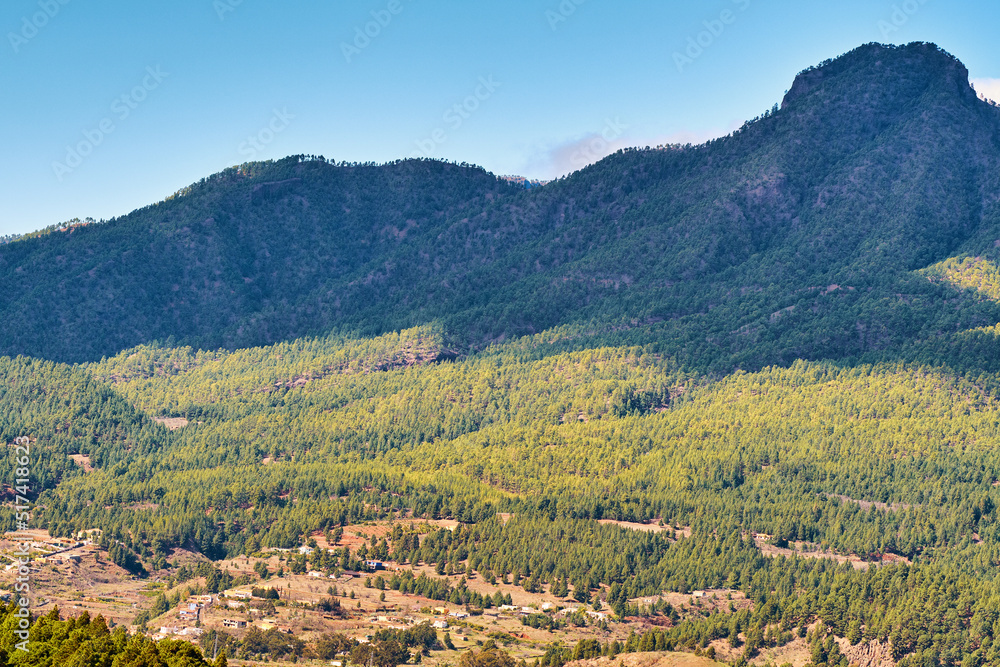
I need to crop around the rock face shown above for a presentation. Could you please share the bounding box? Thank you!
[845,640,896,667]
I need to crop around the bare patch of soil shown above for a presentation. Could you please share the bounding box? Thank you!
[154,417,189,430]
[566,651,724,667]
[69,454,95,472]
[599,520,691,539]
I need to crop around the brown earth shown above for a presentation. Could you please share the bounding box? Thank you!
[565,652,724,667]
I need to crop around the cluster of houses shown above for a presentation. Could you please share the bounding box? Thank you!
[357,600,612,633]
[306,570,362,581]
[32,537,85,551]
[160,589,294,634]
[364,610,473,631]
[367,614,410,630]
[297,546,386,570]
[215,590,294,633]
[2,536,89,569]
[44,553,82,566]
[427,606,470,619]
[219,617,290,632]
[176,594,214,622]
[256,618,291,632]
[496,602,560,615]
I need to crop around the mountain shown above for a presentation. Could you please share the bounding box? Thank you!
[4,42,1000,368]
[9,42,1000,666]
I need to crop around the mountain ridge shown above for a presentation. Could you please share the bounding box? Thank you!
[2,42,1000,367]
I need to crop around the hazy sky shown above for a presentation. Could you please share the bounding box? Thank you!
[2,0,999,235]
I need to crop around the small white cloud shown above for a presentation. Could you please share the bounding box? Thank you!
[523,121,631,179]
[523,121,739,181]
[971,78,1000,104]
[543,132,631,176]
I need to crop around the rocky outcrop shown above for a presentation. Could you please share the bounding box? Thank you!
[844,640,895,667]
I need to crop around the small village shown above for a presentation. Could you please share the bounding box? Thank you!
[0,522,751,665]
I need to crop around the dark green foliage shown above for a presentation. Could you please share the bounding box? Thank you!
[251,587,279,600]
[235,625,305,661]
[350,638,410,667]
[0,604,212,666]
[0,159,512,363]
[311,632,356,660]
[2,43,1000,375]
[106,540,146,576]
[373,622,438,652]
[7,41,1000,667]
[458,642,516,667]
[0,355,168,499]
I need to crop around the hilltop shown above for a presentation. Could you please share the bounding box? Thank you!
[2,42,1000,368]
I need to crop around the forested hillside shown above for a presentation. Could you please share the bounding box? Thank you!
[9,320,1000,664]
[2,42,1000,368]
[6,41,1000,666]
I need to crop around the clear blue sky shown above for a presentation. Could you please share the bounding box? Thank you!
[2,0,999,235]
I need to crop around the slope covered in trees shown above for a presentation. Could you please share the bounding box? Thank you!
[6,41,1000,666]
[1,323,996,664]
[2,42,1000,369]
